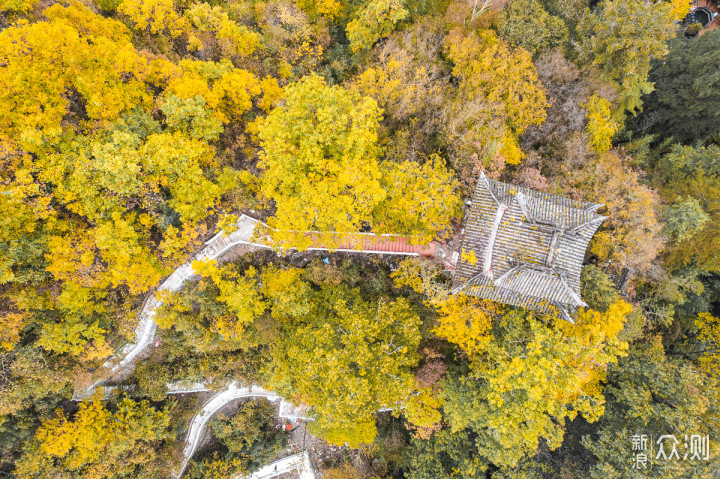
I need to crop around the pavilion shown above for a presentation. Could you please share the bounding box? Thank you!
[452,172,606,323]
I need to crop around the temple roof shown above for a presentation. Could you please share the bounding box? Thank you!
[452,173,606,322]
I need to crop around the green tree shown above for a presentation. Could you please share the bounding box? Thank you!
[577,0,675,117]
[404,428,487,479]
[189,399,286,478]
[0,348,71,418]
[654,145,720,272]
[346,0,409,53]
[210,400,286,464]
[581,265,621,312]
[635,30,720,144]
[582,339,720,478]
[498,0,568,56]
[155,260,267,353]
[160,95,223,141]
[663,196,710,243]
[93,0,122,12]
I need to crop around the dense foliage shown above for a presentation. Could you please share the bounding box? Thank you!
[1,0,719,477]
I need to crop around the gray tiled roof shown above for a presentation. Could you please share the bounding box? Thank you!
[452,173,606,322]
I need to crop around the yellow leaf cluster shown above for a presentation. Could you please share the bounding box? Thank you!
[445,28,548,136]
[166,60,279,122]
[582,92,619,154]
[0,312,24,350]
[258,74,386,248]
[268,283,422,447]
[119,0,188,37]
[185,3,261,56]
[346,0,409,53]
[461,248,478,266]
[433,295,496,356]
[260,267,312,318]
[443,302,631,466]
[0,3,151,150]
[670,0,691,20]
[16,391,172,478]
[696,312,720,377]
[0,0,38,12]
[390,257,449,303]
[297,0,343,19]
[402,388,443,439]
[442,28,548,180]
[374,156,462,242]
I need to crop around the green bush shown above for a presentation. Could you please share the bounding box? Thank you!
[94,0,123,12]
[581,264,620,312]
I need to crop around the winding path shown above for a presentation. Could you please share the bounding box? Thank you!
[109,216,268,375]
[76,214,439,477]
[177,384,283,479]
[89,214,438,393]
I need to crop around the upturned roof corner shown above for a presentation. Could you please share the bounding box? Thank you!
[452,174,605,322]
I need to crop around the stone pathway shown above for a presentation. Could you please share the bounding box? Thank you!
[233,451,315,479]
[80,214,437,398]
[108,216,270,374]
[176,383,283,478]
[73,214,438,478]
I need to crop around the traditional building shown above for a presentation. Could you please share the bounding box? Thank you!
[452,173,606,323]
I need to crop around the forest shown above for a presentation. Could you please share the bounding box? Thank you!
[0,0,719,476]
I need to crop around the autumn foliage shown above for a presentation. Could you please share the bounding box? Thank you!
[1,0,714,476]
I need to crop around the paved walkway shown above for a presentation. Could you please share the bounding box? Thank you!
[177,383,283,478]
[81,215,436,397]
[234,451,315,479]
[109,216,266,374]
[74,215,436,478]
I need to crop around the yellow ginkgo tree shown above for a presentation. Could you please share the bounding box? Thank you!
[0,2,267,365]
[440,300,632,467]
[267,279,423,447]
[257,74,386,249]
[373,156,463,243]
[119,0,188,37]
[14,391,174,479]
[442,28,548,188]
[696,312,720,377]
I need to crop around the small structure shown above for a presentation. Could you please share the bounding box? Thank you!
[689,5,716,26]
[233,451,315,479]
[452,173,606,323]
[687,0,719,34]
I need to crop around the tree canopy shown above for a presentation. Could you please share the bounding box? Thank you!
[266,275,423,447]
[15,392,174,479]
[2,0,718,476]
[440,301,631,467]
